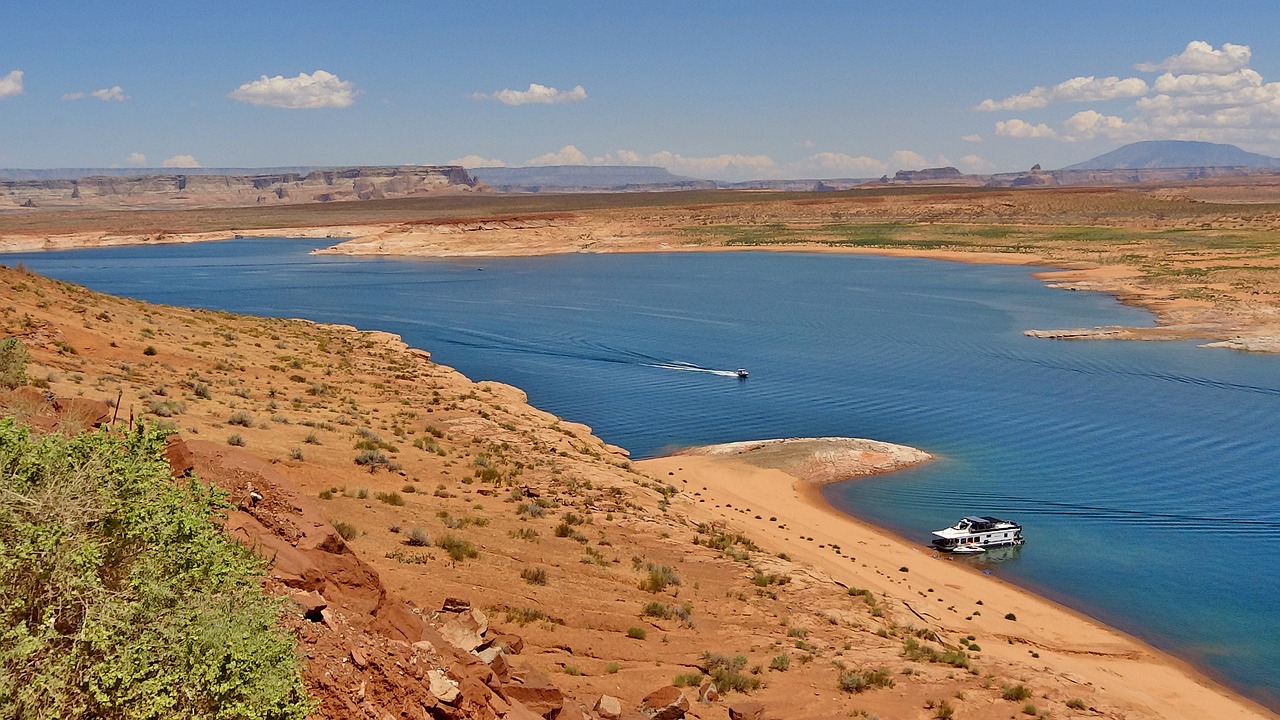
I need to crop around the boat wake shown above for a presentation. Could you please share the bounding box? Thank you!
[644,361,743,378]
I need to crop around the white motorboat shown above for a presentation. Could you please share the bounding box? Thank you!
[736,368,749,379]
[931,516,1023,553]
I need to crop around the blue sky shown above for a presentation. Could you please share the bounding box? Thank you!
[3,2,1280,180]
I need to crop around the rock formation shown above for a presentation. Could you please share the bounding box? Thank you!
[1,166,476,209]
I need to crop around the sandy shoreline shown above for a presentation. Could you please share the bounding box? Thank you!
[639,439,1277,719]
[4,220,1277,354]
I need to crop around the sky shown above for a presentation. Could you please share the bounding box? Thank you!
[4,2,1280,181]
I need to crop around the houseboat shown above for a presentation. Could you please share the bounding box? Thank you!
[931,516,1023,553]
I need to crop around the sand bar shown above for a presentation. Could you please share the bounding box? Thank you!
[639,439,1277,720]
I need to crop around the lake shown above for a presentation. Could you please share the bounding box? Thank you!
[7,238,1279,709]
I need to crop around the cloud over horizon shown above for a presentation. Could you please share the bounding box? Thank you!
[63,85,128,102]
[228,70,356,109]
[161,154,201,168]
[0,70,24,100]
[983,40,1280,146]
[472,83,588,106]
[445,144,959,182]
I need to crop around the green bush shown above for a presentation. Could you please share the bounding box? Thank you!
[837,666,895,693]
[1001,684,1032,701]
[626,627,647,640]
[0,338,29,389]
[0,418,313,719]
[436,533,479,562]
[702,652,761,693]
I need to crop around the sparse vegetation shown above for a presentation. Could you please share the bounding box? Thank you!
[0,338,29,389]
[837,666,895,693]
[436,533,479,561]
[1002,684,1033,701]
[520,567,549,585]
[626,627,647,640]
[702,652,761,693]
[0,420,313,718]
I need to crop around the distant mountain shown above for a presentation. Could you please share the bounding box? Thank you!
[0,167,326,181]
[1063,140,1280,170]
[468,165,713,191]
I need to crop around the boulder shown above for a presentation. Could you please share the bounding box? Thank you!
[728,700,765,720]
[52,396,112,429]
[427,669,460,704]
[639,686,689,720]
[503,670,564,719]
[698,678,719,703]
[593,694,623,719]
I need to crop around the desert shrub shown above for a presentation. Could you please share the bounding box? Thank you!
[374,491,405,506]
[509,527,539,541]
[625,627,647,640]
[332,521,360,540]
[517,502,546,518]
[147,399,186,417]
[0,338,29,389]
[226,434,246,447]
[0,419,313,719]
[289,448,304,461]
[702,652,760,693]
[1001,684,1032,701]
[639,564,680,593]
[303,433,320,445]
[1066,698,1087,711]
[405,526,431,547]
[837,666,895,693]
[604,662,620,674]
[436,533,478,561]
[227,410,254,427]
[142,345,157,356]
[641,602,672,619]
[769,653,791,671]
[354,449,390,469]
[520,567,549,585]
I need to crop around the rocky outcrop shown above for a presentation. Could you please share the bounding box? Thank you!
[1,166,476,209]
[638,686,689,720]
[893,166,964,182]
[180,438,572,720]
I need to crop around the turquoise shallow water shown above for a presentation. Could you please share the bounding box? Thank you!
[7,239,1280,709]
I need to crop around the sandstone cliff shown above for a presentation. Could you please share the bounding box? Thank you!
[1,166,476,209]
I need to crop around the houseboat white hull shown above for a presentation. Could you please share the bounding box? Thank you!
[931,515,1024,553]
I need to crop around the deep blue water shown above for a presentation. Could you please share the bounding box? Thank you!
[7,238,1280,709]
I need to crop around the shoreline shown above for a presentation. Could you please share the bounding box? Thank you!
[638,441,1279,719]
[3,254,1275,717]
[3,223,1276,353]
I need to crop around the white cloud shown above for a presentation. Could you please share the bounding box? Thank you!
[448,154,506,168]
[958,155,996,173]
[228,70,356,109]
[790,152,886,176]
[63,85,129,102]
[0,70,23,100]
[124,152,147,166]
[890,150,930,170]
[161,154,201,168]
[995,119,1057,138]
[527,145,589,165]
[472,83,587,106]
[961,134,983,143]
[1137,40,1251,75]
[598,149,775,179]
[977,75,1148,111]
[1152,68,1264,96]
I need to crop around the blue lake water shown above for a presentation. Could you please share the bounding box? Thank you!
[6,238,1280,709]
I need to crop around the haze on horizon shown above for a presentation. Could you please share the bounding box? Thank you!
[3,2,1280,182]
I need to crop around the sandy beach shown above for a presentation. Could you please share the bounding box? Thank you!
[639,439,1277,720]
